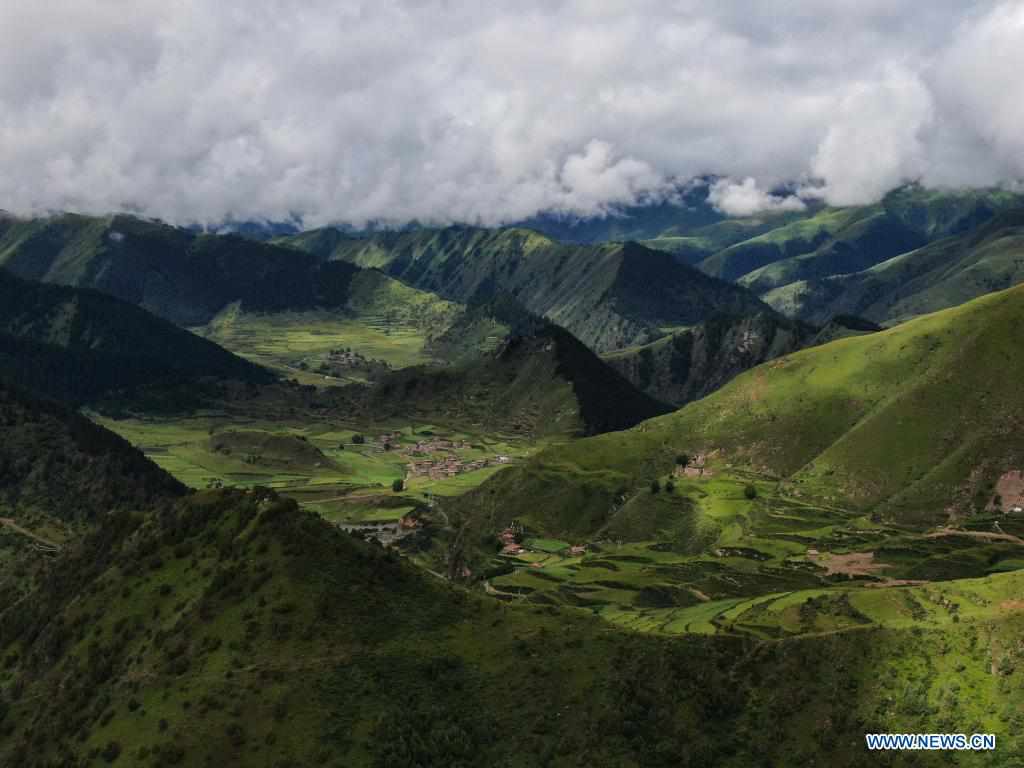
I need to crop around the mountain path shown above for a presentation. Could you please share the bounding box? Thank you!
[0,517,62,551]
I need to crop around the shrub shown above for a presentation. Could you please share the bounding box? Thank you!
[744,484,758,500]
[351,434,366,445]
[391,478,405,492]
[675,454,689,467]
[100,741,122,763]
[665,480,675,494]
[650,479,661,494]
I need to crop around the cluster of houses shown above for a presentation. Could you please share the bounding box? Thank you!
[336,513,422,547]
[498,525,586,560]
[407,454,510,481]
[675,453,714,479]
[356,431,514,480]
[409,437,470,452]
[374,431,405,450]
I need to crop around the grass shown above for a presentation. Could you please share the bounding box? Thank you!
[195,308,440,382]
[93,413,551,524]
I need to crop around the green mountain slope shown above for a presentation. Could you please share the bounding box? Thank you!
[0,269,271,402]
[0,213,418,328]
[764,208,1024,325]
[282,226,770,353]
[195,267,464,381]
[1,481,1014,768]
[602,311,817,406]
[0,382,185,523]
[698,187,1024,286]
[471,282,1024,537]
[641,208,820,264]
[736,209,926,294]
[2,349,1024,767]
[334,299,672,436]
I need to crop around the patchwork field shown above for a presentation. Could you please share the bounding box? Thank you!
[193,308,440,384]
[93,413,553,525]
[487,470,1024,639]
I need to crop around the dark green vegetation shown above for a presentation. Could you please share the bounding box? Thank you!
[0,268,270,403]
[345,302,672,436]
[0,212,421,328]
[281,226,770,352]
[0,381,185,606]
[2,390,1022,766]
[0,383,184,524]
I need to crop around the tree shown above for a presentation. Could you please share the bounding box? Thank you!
[665,479,675,494]
[351,433,366,445]
[675,454,689,467]
[744,484,758,500]
[392,478,405,492]
[650,479,661,494]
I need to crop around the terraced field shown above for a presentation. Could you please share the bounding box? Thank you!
[488,471,1024,639]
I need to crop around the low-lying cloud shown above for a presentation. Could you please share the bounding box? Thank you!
[0,1,1021,226]
[708,178,806,217]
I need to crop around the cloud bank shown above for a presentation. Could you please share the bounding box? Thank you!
[0,1,1021,226]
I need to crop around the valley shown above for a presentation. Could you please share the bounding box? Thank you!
[3,188,1024,766]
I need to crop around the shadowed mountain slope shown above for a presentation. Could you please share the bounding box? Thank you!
[0,268,271,403]
[282,226,770,353]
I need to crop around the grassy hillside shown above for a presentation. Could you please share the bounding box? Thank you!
[328,300,673,437]
[602,311,816,405]
[0,269,271,403]
[3,486,1022,767]
[736,209,926,294]
[2,325,1024,767]
[641,208,816,264]
[0,213,418,328]
[469,282,1024,539]
[764,208,1024,325]
[196,268,463,382]
[0,383,185,524]
[281,226,770,353]
[698,187,1024,286]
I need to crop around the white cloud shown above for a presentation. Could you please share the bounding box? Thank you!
[0,1,1019,227]
[708,178,806,217]
[810,68,934,206]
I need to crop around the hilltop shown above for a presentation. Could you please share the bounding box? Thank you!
[280,226,770,353]
[332,299,673,436]
[0,269,271,403]
[0,382,185,524]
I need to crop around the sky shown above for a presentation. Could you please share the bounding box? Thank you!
[0,1,1022,226]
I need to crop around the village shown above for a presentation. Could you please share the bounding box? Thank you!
[310,347,392,379]
[675,452,714,479]
[358,430,513,482]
